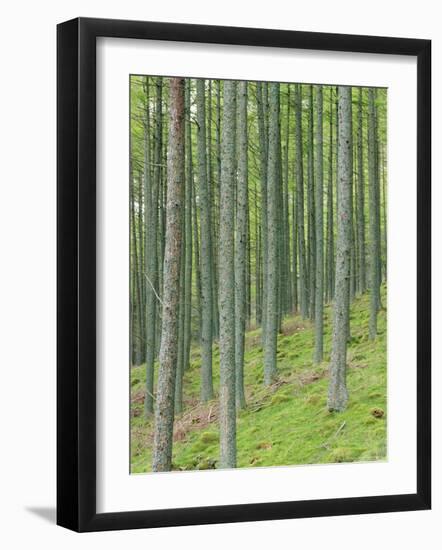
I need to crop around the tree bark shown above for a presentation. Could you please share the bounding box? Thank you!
[256,82,268,341]
[327,86,352,412]
[183,82,193,372]
[307,85,316,321]
[314,85,324,363]
[196,79,214,401]
[325,87,335,303]
[295,84,308,319]
[235,81,248,409]
[152,77,185,472]
[264,82,280,386]
[219,80,237,469]
[143,77,158,416]
[368,88,380,340]
[357,87,366,293]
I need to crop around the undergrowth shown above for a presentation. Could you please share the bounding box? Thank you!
[130,285,387,472]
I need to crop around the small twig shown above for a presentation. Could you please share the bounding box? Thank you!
[333,421,346,439]
[144,388,156,402]
[144,273,164,305]
[307,421,348,463]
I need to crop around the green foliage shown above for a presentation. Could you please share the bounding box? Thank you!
[130,285,387,472]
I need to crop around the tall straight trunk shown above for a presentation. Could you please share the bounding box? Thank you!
[143,77,158,416]
[213,80,222,339]
[208,80,220,340]
[325,86,335,303]
[130,177,143,365]
[246,195,252,325]
[255,182,262,324]
[357,87,366,293]
[235,82,248,409]
[216,80,222,197]
[175,216,186,414]
[295,84,308,318]
[350,200,356,302]
[307,85,316,321]
[192,174,202,341]
[327,86,352,412]
[374,91,383,291]
[292,191,298,312]
[256,82,269,339]
[264,82,280,386]
[352,161,358,300]
[314,85,324,364]
[349,126,356,307]
[283,86,292,312]
[137,173,145,336]
[130,245,136,365]
[183,82,193,371]
[219,80,237,469]
[381,145,387,281]
[152,77,185,472]
[276,109,283,332]
[368,88,380,340]
[154,79,164,359]
[196,79,214,401]
[175,83,194,412]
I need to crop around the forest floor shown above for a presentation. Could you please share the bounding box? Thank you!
[130,285,387,473]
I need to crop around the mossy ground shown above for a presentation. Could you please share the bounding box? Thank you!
[131,285,387,473]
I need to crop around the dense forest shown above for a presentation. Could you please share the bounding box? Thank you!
[129,76,387,473]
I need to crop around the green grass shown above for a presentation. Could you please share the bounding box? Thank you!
[130,285,387,472]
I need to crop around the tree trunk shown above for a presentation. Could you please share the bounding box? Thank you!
[143,77,158,416]
[295,84,308,319]
[368,88,380,340]
[175,215,186,414]
[264,82,280,386]
[152,77,185,472]
[256,82,268,341]
[327,86,352,412]
[130,175,143,366]
[314,85,324,363]
[292,191,298,312]
[357,87,366,293]
[196,79,214,401]
[183,82,193,372]
[219,80,237,469]
[235,81,248,410]
[325,86,335,303]
[307,85,316,321]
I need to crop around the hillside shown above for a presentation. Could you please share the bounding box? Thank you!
[130,285,387,472]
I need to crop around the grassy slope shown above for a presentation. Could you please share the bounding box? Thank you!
[131,285,387,472]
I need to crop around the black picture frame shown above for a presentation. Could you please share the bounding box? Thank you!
[57,17,431,532]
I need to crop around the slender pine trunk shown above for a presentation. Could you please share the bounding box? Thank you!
[295,84,308,319]
[196,79,214,401]
[183,82,193,372]
[368,88,380,340]
[314,85,324,363]
[264,82,280,385]
[219,80,237,469]
[325,87,335,303]
[307,85,316,321]
[256,82,269,341]
[327,86,352,412]
[357,87,366,293]
[235,81,248,410]
[152,77,185,472]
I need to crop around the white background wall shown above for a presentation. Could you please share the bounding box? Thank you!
[0,1,439,548]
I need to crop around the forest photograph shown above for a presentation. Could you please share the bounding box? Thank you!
[129,75,387,473]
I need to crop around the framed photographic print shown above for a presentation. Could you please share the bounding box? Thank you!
[57,17,431,532]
